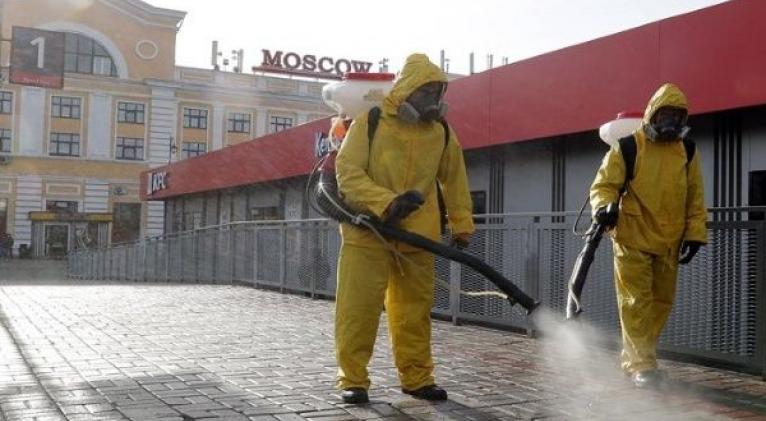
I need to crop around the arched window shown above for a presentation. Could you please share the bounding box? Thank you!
[64,32,117,77]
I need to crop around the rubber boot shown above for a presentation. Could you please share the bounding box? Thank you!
[631,370,662,389]
[341,388,369,404]
[402,385,448,401]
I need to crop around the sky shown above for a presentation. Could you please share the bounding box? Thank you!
[147,0,728,76]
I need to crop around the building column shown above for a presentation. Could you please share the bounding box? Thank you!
[146,85,178,237]
[87,93,112,160]
[18,87,45,157]
[255,108,268,137]
[145,201,165,238]
[148,86,178,166]
[84,180,109,213]
[212,103,225,150]
[13,175,42,251]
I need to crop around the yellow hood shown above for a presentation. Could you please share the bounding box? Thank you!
[382,53,447,115]
[642,83,688,125]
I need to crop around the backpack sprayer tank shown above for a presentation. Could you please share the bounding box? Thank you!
[311,73,395,223]
[322,72,395,120]
[599,111,643,147]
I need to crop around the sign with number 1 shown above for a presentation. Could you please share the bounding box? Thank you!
[9,26,65,89]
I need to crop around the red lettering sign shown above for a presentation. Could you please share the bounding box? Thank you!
[255,49,373,79]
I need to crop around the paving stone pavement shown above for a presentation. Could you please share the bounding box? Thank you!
[0,281,764,421]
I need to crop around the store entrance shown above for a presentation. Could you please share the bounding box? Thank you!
[44,224,69,258]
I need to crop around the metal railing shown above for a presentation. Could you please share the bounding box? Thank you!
[67,209,766,378]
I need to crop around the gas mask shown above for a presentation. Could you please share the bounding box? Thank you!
[398,82,448,124]
[646,106,690,141]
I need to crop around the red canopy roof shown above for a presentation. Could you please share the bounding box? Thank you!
[143,0,766,200]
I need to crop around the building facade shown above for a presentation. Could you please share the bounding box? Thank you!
[0,0,332,257]
[143,0,766,229]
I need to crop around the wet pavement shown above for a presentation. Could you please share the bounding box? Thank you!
[0,280,764,420]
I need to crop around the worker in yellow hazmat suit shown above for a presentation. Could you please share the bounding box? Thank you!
[590,83,707,388]
[334,53,475,404]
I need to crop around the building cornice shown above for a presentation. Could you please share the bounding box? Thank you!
[98,0,186,31]
[144,78,330,108]
[55,75,328,111]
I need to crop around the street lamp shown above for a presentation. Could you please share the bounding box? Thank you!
[168,136,177,163]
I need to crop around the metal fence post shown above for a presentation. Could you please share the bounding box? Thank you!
[153,238,159,282]
[165,238,170,282]
[211,229,219,283]
[230,227,236,284]
[525,216,541,337]
[310,226,316,298]
[282,223,289,292]
[142,241,148,282]
[108,249,114,280]
[252,227,259,286]
[193,232,200,282]
[758,220,766,380]
[449,260,461,325]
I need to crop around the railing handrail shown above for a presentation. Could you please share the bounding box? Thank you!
[88,206,766,250]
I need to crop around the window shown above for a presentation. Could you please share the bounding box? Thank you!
[49,133,80,157]
[750,171,766,221]
[183,212,202,230]
[181,142,206,159]
[250,206,280,221]
[471,191,487,224]
[52,96,81,119]
[64,32,117,77]
[0,129,10,153]
[227,112,251,133]
[116,137,144,161]
[172,210,183,232]
[118,102,145,124]
[183,108,208,129]
[46,200,78,213]
[112,203,142,244]
[0,198,7,235]
[0,92,12,114]
[269,115,293,133]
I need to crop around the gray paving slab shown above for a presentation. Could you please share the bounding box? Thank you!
[0,281,763,421]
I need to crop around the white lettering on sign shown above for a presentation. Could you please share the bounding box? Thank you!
[256,49,373,78]
[146,172,168,195]
[31,36,46,69]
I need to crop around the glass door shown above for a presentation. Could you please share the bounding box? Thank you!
[45,224,70,258]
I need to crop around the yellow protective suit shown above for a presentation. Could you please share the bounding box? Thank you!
[334,53,475,391]
[590,83,707,374]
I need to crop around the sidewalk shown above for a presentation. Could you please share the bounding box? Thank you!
[0,281,764,421]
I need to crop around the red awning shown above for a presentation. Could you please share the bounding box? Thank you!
[142,0,766,200]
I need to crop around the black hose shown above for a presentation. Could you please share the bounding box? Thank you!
[565,222,605,319]
[309,159,539,315]
[372,222,538,313]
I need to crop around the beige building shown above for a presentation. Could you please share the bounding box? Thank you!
[0,0,331,257]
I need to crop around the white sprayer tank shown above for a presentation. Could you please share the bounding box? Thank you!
[322,72,395,119]
[599,111,644,148]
